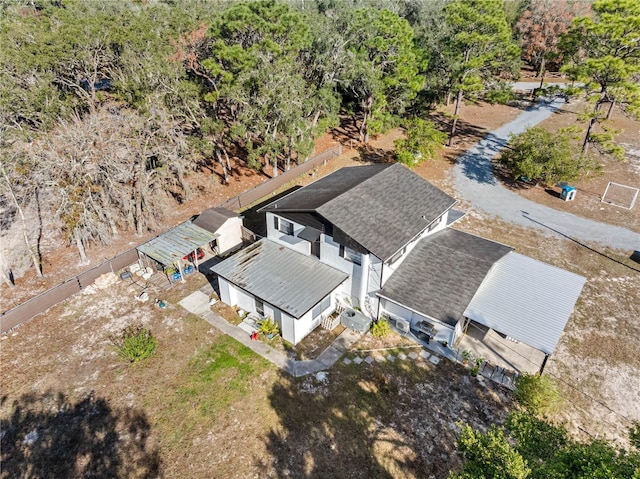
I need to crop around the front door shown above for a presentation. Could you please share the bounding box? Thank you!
[311,240,320,259]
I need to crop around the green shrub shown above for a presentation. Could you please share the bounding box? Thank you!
[500,127,601,185]
[461,349,472,364]
[110,325,157,363]
[470,357,483,377]
[394,117,447,167]
[258,317,279,336]
[371,318,391,338]
[629,421,640,450]
[513,372,562,415]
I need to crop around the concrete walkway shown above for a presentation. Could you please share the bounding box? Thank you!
[452,97,640,252]
[178,290,362,377]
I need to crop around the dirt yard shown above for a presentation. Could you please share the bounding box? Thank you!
[2,97,640,477]
[1,274,513,478]
[497,97,640,233]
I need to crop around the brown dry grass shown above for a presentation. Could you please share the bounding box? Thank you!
[3,98,640,477]
[495,98,640,233]
[1,276,513,479]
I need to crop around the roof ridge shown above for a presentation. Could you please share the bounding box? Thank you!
[319,163,395,212]
[448,227,514,251]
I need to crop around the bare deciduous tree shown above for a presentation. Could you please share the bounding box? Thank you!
[29,104,192,264]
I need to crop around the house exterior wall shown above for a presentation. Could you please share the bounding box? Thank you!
[379,297,455,345]
[288,290,336,344]
[266,212,383,311]
[219,273,339,345]
[380,211,449,285]
[215,217,244,255]
[219,277,232,305]
[218,277,255,313]
[453,318,466,347]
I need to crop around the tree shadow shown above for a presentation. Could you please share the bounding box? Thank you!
[356,144,395,164]
[330,113,362,146]
[261,361,513,478]
[492,161,534,191]
[430,112,490,154]
[455,133,510,185]
[240,186,303,237]
[1,390,160,479]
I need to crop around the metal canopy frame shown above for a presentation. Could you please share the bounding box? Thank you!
[137,221,219,267]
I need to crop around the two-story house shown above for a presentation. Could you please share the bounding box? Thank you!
[212,164,585,370]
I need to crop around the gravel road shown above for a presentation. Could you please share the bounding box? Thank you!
[452,97,640,252]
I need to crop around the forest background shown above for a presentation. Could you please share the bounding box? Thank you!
[1,0,638,292]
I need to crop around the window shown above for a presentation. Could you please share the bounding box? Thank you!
[389,247,406,265]
[312,296,332,319]
[427,215,443,232]
[275,216,293,235]
[255,299,264,316]
[339,245,362,265]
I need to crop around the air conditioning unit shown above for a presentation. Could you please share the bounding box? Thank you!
[395,317,410,333]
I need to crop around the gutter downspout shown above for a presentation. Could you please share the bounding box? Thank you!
[358,253,370,315]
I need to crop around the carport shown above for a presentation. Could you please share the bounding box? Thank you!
[461,252,586,373]
[137,221,219,282]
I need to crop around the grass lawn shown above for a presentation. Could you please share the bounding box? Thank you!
[1,276,513,478]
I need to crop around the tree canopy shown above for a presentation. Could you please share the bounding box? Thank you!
[452,412,640,479]
[515,0,589,87]
[0,0,632,284]
[561,0,640,151]
[441,0,521,145]
[499,127,601,185]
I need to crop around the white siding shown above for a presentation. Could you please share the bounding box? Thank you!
[379,298,454,345]
[280,311,296,344]
[381,211,449,285]
[235,287,255,313]
[219,278,256,313]
[219,277,232,305]
[215,217,243,255]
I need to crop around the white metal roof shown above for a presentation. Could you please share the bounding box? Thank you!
[211,239,348,318]
[464,252,586,355]
[137,221,219,266]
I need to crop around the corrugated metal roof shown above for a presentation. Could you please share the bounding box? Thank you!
[379,229,512,326]
[464,252,586,355]
[137,221,219,266]
[211,239,348,318]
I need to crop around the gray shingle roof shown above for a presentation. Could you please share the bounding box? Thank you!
[261,164,457,261]
[211,238,348,318]
[464,252,586,355]
[378,229,512,326]
[193,207,239,233]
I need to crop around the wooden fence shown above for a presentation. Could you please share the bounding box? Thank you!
[219,145,342,210]
[1,248,139,333]
[1,144,343,333]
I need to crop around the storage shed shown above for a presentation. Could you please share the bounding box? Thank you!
[192,207,243,256]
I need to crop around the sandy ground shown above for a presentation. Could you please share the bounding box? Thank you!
[2,97,640,477]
